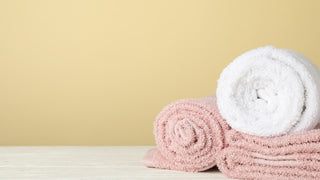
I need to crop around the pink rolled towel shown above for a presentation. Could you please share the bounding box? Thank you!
[143,95,320,179]
[143,95,228,172]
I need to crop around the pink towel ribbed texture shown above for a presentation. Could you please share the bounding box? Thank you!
[143,95,320,179]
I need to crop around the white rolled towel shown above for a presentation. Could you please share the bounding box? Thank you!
[217,46,320,137]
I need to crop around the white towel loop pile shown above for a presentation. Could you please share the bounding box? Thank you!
[217,46,320,137]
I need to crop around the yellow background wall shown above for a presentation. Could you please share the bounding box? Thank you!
[0,0,320,145]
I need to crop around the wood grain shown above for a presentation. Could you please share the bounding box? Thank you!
[0,146,229,179]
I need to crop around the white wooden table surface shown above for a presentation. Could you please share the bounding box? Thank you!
[0,146,229,180]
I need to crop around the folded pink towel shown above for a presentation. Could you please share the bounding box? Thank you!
[143,95,320,179]
[217,127,320,179]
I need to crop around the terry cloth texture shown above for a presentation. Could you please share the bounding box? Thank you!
[143,96,320,179]
[217,46,320,137]
[144,95,227,172]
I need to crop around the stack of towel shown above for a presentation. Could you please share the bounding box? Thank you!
[143,46,320,179]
